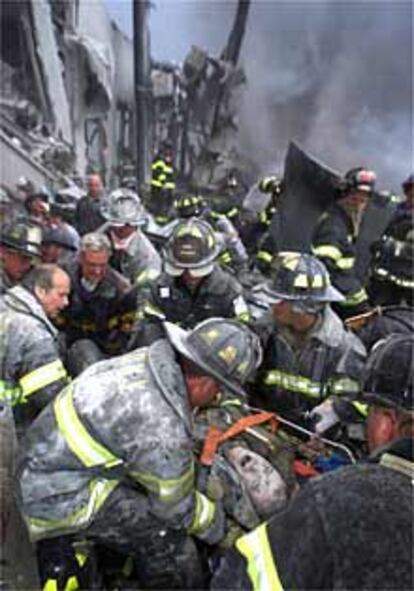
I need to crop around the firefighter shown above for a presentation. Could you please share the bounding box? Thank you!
[24,191,50,227]
[74,173,106,236]
[0,264,70,433]
[212,333,413,591]
[15,318,262,589]
[174,193,249,274]
[0,220,42,294]
[101,187,161,286]
[129,218,250,347]
[150,141,177,224]
[255,175,284,274]
[59,232,130,374]
[368,174,414,307]
[312,167,376,319]
[250,252,366,426]
[41,226,78,265]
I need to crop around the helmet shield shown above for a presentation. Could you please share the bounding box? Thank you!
[165,318,263,398]
[164,218,219,270]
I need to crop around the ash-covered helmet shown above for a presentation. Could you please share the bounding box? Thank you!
[255,252,344,306]
[362,334,413,411]
[164,218,219,276]
[101,188,147,226]
[343,167,376,194]
[0,220,42,258]
[174,194,206,218]
[165,317,263,397]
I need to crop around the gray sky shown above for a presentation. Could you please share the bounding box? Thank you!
[104,0,413,190]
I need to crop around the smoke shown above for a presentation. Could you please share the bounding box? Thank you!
[237,0,413,190]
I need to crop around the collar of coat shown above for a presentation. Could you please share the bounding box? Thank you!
[4,285,58,337]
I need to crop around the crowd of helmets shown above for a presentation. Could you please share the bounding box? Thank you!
[0,160,413,588]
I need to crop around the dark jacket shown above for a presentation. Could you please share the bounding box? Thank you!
[130,265,250,348]
[74,195,106,236]
[252,306,366,419]
[312,204,369,317]
[212,438,413,590]
[59,258,130,351]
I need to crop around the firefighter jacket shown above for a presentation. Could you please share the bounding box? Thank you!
[130,265,251,347]
[211,437,413,591]
[74,195,106,236]
[252,306,366,419]
[0,286,68,428]
[59,258,131,351]
[106,228,161,287]
[0,266,14,295]
[312,204,369,316]
[150,157,176,192]
[16,340,225,545]
[370,208,414,300]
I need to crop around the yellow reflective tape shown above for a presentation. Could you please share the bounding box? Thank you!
[75,550,88,568]
[329,377,360,396]
[340,288,368,307]
[29,479,119,540]
[0,380,22,406]
[353,401,368,417]
[19,359,67,399]
[151,179,164,188]
[164,182,176,190]
[64,576,79,591]
[219,251,232,264]
[43,580,58,591]
[337,256,355,270]
[142,303,165,319]
[135,268,160,285]
[130,464,194,503]
[227,207,239,218]
[263,370,321,399]
[188,491,216,535]
[236,523,284,591]
[176,226,203,239]
[54,387,121,469]
[257,250,273,264]
[152,160,165,170]
[293,273,309,288]
[312,244,342,262]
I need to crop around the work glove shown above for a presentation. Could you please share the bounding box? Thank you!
[308,398,340,434]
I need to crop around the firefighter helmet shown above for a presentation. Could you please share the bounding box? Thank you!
[258,175,284,196]
[165,317,263,398]
[343,167,376,194]
[101,188,147,226]
[174,194,206,218]
[362,334,413,411]
[164,218,219,276]
[0,220,42,258]
[255,252,344,305]
[42,226,78,252]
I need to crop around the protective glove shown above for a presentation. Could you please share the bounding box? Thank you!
[309,398,340,434]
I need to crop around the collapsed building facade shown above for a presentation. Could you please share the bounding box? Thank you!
[0,0,251,198]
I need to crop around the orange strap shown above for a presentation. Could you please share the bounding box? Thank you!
[200,411,279,466]
[293,459,320,478]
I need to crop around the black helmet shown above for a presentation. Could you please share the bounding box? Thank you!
[164,218,219,276]
[42,226,78,252]
[343,167,376,194]
[174,194,206,218]
[362,334,413,411]
[254,252,344,306]
[24,191,49,212]
[258,175,284,196]
[102,188,147,226]
[402,173,414,194]
[0,220,42,258]
[165,317,263,398]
